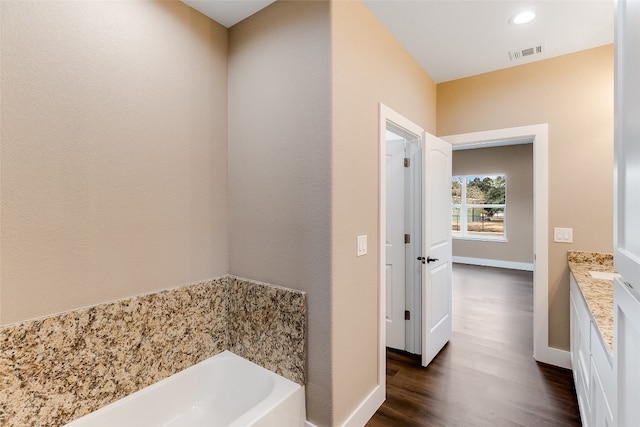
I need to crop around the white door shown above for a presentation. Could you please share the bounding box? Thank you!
[421,131,453,367]
[615,3,640,425]
[385,137,406,350]
[614,0,640,288]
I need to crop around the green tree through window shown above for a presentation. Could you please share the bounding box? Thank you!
[452,174,506,239]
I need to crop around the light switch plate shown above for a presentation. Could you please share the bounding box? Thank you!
[357,235,367,256]
[554,227,573,243]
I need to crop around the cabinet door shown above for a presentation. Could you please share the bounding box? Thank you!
[614,278,640,426]
[591,358,614,427]
[590,321,615,419]
[570,284,592,425]
[614,0,640,285]
[570,291,579,371]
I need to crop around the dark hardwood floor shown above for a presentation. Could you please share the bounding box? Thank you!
[366,264,581,427]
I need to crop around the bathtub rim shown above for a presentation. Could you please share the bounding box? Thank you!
[64,350,305,426]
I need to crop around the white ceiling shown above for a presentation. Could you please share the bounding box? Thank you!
[181,0,614,83]
[180,0,277,28]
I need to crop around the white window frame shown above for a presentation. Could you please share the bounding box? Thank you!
[452,174,507,242]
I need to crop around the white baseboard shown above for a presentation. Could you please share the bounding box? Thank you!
[305,422,318,427]
[535,346,572,370]
[339,385,385,427]
[453,256,534,271]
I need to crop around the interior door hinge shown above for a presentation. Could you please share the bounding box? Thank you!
[404,158,410,167]
[405,310,410,320]
[404,234,411,244]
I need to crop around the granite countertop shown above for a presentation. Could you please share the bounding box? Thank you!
[567,251,616,353]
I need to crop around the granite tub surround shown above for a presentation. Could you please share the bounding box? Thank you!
[0,278,228,427]
[228,276,306,385]
[0,275,307,427]
[568,250,616,351]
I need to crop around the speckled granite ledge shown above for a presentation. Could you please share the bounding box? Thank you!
[0,276,306,427]
[568,251,615,352]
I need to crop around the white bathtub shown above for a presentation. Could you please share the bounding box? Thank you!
[65,351,306,427]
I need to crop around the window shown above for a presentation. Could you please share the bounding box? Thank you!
[452,174,506,240]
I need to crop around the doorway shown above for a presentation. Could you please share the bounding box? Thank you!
[378,103,453,369]
[352,104,453,426]
[451,142,533,271]
[441,124,569,369]
[385,123,423,354]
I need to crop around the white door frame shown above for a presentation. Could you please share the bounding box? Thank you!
[441,123,570,369]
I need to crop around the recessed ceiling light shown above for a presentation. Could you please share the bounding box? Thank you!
[510,10,536,25]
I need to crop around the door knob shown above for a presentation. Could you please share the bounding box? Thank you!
[427,256,439,263]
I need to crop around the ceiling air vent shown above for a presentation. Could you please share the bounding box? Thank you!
[508,43,544,62]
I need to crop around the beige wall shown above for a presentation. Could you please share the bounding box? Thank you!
[452,144,534,264]
[227,2,333,425]
[331,1,436,424]
[438,45,614,350]
[0,0,229,324]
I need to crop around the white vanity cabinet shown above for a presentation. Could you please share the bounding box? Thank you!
[570,275,615,427]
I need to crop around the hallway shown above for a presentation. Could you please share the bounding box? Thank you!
[367,264,581,426]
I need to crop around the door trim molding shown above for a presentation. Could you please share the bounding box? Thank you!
[441,124,561,367]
